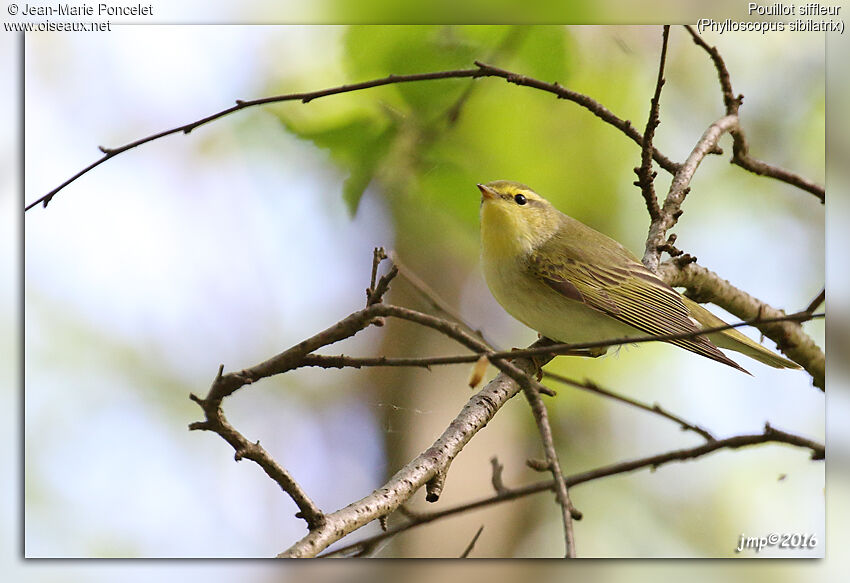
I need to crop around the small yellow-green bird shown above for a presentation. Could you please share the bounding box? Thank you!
[477,180,800,373]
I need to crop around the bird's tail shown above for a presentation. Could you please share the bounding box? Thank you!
[682,297,801,370]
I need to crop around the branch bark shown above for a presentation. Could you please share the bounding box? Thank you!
[278,344,547,558]
[658,260,825,390]
[643,114,739,273]
[321,423,823,557]
[683,25,824,202]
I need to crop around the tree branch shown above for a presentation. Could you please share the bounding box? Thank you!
[293,310,822,377]
[683,25,824,202]
[520,384,577,557]
[543,370,716,442]
[658,261,825,390]
[472,60,681,174]
[643,114,739,273]
[27,61,686,211]
[634,25,670,222]
[190,249,561,551]
[277,342,549,558]
[189,370,326,530]
[804,288,825,315]
[320,423,823,557]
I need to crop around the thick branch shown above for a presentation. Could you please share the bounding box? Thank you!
[658,261,825,389]
[278,344,548,558]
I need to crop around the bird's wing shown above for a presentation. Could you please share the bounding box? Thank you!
[527,235,748,373]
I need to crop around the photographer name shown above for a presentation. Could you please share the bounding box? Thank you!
[20,3,153,16]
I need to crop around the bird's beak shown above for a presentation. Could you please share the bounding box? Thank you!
[477,183,496,200]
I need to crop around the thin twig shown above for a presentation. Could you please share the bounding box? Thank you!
[443,26,528,126]
[683,25,740,115]
[189,378,326,530]
[366,247,388,306]
[683,25,824,202]
[481,310,822,363]
[319,423,823,557]
[521,385,577,557]
[490,456,509,495]
[804,288,825,315]
[459,526,485,558]
[28,61,685,211]
[389,251,496,348]
[291,311,822,376]
[634,25,670,222]
[543,371,716,441]
[473,61,681,174]
[26,68,483,210]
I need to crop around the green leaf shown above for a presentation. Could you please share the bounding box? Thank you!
[509,25,572,81]
[278,112,398,216]
[343,25,503,117]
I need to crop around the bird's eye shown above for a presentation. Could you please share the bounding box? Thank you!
[514,194,527,205]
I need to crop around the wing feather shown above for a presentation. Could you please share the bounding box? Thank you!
[528,225,748,373]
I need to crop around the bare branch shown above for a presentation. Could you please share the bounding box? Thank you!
[459,526,485,558]
[484,310,822,364]
[390,251,495,348]
[366,246,388,306]
[473,61,681,174]
[683,25,824,202]
[26,68,484,211]
[189,387,326,530]
[278,341,551,558]
[293,311,822,377]
[521,385,577,557]
[643,114,739,272]
[28,61,687,211]
[658,261,825,389]
[634,25,670,222]
[683,25,741,115]
[804,288,825,315]
[490,456,509,495]
[543,371,716,441]
[320,423,823,557]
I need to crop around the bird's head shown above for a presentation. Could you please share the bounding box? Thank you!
[477,181,562,257]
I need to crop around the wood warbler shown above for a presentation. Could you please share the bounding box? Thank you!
[477,180,800,373]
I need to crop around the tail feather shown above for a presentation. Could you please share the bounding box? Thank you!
[682,297,801,370]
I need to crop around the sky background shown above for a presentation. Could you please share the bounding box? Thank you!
[1,4,847,582]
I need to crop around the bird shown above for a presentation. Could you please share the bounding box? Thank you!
[477,180,800,373]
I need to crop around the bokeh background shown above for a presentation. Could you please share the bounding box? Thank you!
[2,10,846,583]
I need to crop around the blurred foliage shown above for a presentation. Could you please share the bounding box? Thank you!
[21,24,824,562]
[273,26,603,252]
[270,25,823,265]
[323,0,596,23]
[265,24,824,558]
